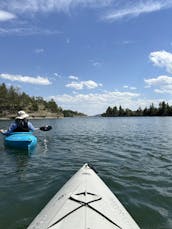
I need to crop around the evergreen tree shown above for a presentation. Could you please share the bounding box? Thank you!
[158,101,168,116]
[112,106,118,116]
[0,83,84,117]
[119,105,124,116]
[135,107,143,116]
[102,102,172,117]
[46,99,58,113]
[106,106,113,116]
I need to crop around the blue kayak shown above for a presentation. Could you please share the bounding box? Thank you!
[4,132,37,151]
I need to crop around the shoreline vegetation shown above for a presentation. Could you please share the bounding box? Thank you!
[0,83,86,119]
[101,102,172,117]
[1,83,171,119]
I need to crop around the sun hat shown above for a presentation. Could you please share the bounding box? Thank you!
[15,110,29,119]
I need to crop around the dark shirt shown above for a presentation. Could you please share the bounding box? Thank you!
[2,120,35,135]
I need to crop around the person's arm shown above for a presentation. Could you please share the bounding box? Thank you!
[28,121,36,131]
[0,129,5,134]
[0,122,17,135]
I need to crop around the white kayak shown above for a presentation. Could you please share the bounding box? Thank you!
[27,163,140,229]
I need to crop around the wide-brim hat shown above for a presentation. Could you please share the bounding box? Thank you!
[15,110,29,119]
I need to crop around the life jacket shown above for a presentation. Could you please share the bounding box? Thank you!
[13,119,29,132]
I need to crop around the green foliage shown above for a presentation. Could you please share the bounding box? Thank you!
[102,102,172,117]
[0,83,61,117]
[0,83,85,117]
[45,99,59,113]
[63,109,86,117]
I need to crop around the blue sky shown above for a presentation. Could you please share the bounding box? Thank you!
[1,0,172,115]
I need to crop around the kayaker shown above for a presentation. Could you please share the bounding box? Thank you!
[0,110,36,135]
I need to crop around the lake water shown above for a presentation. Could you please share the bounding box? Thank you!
[0,117,172,229]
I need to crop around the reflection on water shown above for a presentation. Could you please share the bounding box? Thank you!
[43,139,48,152]
[0,117,172,228]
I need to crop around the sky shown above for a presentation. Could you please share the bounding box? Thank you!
[1,0,172,115]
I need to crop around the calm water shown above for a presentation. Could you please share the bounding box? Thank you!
[0,117,172,229]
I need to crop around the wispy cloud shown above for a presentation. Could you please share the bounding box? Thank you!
[92,61,102,67]
[144,50,172,94]
[68,75,79,80]
[1,0,113,14]
[154,86,172,94]
[1,1,170,36]
[0,26,61,37]
[103,1,172,21]
[0,10,16,21]
[0,27,61,36]
[145,75,172,86]
[149,50,172,73]
[0,73,52,85]
[34,48,44,54]
[144,75,172,94]
[90,59,102,67]
[123,85,137,90]
[54,73,62,78]
[66,80,102,90]
[1,0,172,21]
[50,90,140,115]
[122,40,134,45]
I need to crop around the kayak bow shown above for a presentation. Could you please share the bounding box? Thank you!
[28,163,140,229]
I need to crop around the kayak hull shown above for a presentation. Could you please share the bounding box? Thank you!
[28,163,140,229]
[4,132,37,151]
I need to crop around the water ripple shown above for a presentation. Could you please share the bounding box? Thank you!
[0,117,172,228]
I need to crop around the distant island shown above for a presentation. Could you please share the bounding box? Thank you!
[102,102,172,117]
[0,83,86,119]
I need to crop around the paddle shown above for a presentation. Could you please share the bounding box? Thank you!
[0,125,52,135]
[39,125,52,131]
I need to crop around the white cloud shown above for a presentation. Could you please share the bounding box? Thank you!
[34,48,44,54]
[50,90,140,115]
[149,50,172,73]
[130,86,137,90]
[1,0,171,37]
[0,27,61,36]
[103,1,172,21]
[50,90,171,115]
[122,40,134,45]
[154,86,172,94]
[0,10,16,21]
[0,73,51,85]
[54,73,62,78]
[1,0,113,14]
[68,75,79,80]
[90,59,102,67]
[66,80,102,90]
[144,75,172,94]
[146,50,172,94]
[144,75,172,86]
[92,61,101,67]
[123,85,136,90]
[1,0,172,21]
[66,81,83,90]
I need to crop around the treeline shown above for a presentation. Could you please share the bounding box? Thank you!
[0,83,85,118]
[102,102,172,117]
[63,109,86,117]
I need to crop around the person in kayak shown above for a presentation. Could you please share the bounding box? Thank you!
[0,110,36,135]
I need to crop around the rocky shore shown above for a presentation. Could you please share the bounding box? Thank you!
[0,112,64,120]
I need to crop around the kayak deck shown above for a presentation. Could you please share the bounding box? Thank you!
[28,164,140,229]
[4,132,37,151]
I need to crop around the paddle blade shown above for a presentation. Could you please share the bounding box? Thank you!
[39,126,52,131]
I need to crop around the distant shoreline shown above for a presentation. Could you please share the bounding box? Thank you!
[0,115,64,120]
